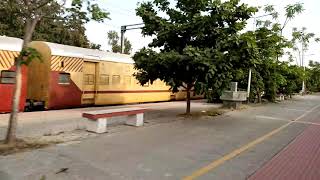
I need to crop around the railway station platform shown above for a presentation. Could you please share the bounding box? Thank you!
[0,100,221,139]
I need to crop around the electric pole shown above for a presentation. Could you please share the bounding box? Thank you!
[120,23,144,53]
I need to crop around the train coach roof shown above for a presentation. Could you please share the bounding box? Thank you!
[0,36,134,64]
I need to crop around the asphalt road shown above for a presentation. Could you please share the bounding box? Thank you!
[0,94,319,180]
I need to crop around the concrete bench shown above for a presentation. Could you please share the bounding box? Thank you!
[82,107,147,133]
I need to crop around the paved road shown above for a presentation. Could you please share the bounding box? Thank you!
[0,95,320,180]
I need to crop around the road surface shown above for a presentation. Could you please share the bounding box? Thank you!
[0,94,320,180]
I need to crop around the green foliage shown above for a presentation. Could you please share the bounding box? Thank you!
[261,3,304,34]
[134,0,257,112]
[306,61,320,92]
[134,46,215,91]
[233,2,308,102]
[89,43,102,50]
[108,30,121,53]
[107,30,132,54]
[291,27,319,67]
[134,0,315,107]
[137,0,257,52]
[285,3,304,20]
[19,47,42,65]
[0,0,109,48]
[278,63,303,96]
[124,38,132,55]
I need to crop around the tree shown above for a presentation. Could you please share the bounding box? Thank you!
[90,43,102,50]
[4,0,109,145]
[107,30,121,53]
[307,61,320,92]
[124,38,132,54]
[278,63,303,97]
[134,47,216,114]
[240,3,305,102]
[107,30,132,54]
[0,0,109,48]
[291,27,319,93]
[134,0,257,114]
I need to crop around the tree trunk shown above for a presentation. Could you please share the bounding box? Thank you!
[186,84,192,115]
[258,93,262,103]
[257,89,262,103]
[5,63,22,144]
[5,18,38,144]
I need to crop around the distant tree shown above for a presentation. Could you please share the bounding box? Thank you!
[307,61,320,92]
[134,0,257,114]
[89,43,102,50]
[124,38,132,54]
[291,27,319,93]
[3,0,109,145]
[278,63,303,97]
[291,27,320,67]
[107,30,132,54]
[107,30,121,53]
[239,3,305,102]
[261,3,304,35]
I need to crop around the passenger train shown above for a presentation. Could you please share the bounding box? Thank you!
[0,36,202,113]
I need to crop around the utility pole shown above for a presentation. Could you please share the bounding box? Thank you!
[247,68,252,98]
[120,26,126,54]
[247,13,274,100]
[120,23,144,53]
[301,38,305,94]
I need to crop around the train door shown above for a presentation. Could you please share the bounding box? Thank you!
[82,61,97,105]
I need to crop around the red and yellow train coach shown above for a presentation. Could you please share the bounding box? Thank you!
[0,36,202,113]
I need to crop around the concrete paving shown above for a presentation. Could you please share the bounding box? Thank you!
[0,100,222,139]
[0,95,320,180]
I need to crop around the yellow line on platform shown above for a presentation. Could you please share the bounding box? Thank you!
[182,104,320,180]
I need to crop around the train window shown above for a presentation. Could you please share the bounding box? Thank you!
[112,75,121,85]
[124,75,131,85]
[100,74,109,85]
[0,70,16,84]
[84,74,95,85]
[58,73,70,84]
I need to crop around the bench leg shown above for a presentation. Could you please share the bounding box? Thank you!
[86,118,107,133]
[126,113,144,127]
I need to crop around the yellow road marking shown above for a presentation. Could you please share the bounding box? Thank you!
[294,104,320,121]
[182,104,320,180]
[297,121,320,126]
[182,123,292,180]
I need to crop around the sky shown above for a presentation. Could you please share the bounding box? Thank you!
[85,0,320,65]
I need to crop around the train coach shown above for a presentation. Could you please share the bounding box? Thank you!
[0,36,202,113]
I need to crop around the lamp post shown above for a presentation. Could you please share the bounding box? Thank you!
[247,13,273,99]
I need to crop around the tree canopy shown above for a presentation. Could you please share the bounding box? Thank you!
[2,0,109,145]
[134,0,257,114]
[0,0,109,48]
[107,30,132,54]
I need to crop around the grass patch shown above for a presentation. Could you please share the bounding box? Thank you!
[0,139,60,156]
